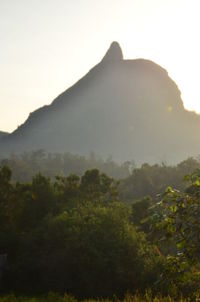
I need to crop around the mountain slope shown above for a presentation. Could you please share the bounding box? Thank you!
[0,131,9,139]
[1,42,200,164]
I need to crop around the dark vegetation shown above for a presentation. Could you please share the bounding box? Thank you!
[1,153,200,299]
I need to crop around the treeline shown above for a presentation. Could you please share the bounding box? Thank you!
[1,151,200,202]
[120,157,200,201]
[0,151,132,182]
[1,165,200,299]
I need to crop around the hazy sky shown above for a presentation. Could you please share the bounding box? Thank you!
[1,0,200,132]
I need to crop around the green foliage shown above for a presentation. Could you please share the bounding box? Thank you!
[151,169,200,296]
[0,166,13,206]
[131,196,152,227]
[6,202,157,297]
[0,167,160,298]
[154,170,200,263]
[2,163,200,299]
[120,158,200,201]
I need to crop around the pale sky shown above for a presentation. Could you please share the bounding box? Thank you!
[1,0,200,132]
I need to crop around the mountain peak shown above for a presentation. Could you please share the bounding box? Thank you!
[101,41,123,62]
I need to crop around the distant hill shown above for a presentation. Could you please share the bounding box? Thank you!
[1,42,200,164]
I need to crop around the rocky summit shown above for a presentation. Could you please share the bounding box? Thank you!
[1,42,200,164]
[101,41,123,61]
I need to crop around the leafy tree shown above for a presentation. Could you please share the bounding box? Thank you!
[151,169,200,296]
[0,166,12,206]
[8,202,159,297]
[120,158,200,202]
[131,196,152,233]
[155,170,200,263]
[80,169,119,203]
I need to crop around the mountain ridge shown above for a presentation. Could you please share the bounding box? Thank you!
[5,58,177,137]
[1,42,200,164]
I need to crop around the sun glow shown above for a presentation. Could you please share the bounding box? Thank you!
[121,0,200,114]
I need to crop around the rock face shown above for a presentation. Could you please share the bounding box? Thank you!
[1,42,200,164]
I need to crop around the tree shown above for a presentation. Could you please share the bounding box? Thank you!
[152,169,200,295]
[10,202,158,297]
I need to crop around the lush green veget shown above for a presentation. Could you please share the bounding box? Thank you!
[0,167,160,298]
[151,169,200,295]
[1,164,200,299]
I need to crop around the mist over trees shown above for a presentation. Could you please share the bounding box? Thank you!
[1,151,200,202]
[0,150,131,182]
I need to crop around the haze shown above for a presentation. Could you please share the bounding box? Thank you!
[1,0,200,132]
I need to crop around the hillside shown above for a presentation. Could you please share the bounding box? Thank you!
[1,42,200,164]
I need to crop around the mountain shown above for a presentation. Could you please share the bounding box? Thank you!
[0,131,9,139]
[1,41,200,164]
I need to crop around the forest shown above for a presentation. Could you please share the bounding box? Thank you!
[1,153,200,301]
